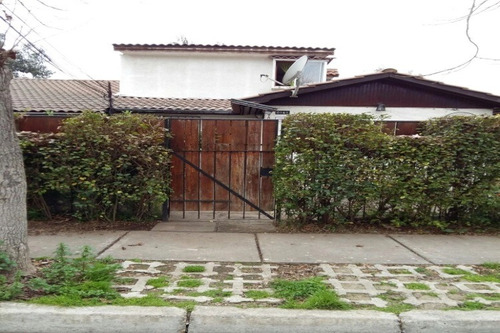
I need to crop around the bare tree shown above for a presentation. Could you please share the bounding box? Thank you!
[0,47,35,274]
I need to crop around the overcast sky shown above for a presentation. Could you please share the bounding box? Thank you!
[2,0,500,95]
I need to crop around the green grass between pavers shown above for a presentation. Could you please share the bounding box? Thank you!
[182,265,206,273]
[177,278,203,288]
[244,290,272,299]
[466,293,500,301]
[271,277,351,310]
[146,277,169,288]
[443,265,500,283]
[185,289,232,298]
[405,283,431,290]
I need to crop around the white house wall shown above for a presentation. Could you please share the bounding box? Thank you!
[118,52,276,99]
[268,106,493,121]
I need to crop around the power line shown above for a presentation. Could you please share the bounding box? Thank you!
[0,15,109,99]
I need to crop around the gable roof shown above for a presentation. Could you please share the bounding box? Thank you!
[113,44,335,62]
[243,72,500,109]
[11,78,233,114]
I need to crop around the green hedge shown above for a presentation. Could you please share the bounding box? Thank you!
[274,113,500,230]
[20,112,171,222]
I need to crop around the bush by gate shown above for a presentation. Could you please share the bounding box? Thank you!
[273,113,500,230]
[20,112,171,222]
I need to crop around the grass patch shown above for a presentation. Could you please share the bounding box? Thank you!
[414,267,432,275]
[377,303,415,314]
[443,266,500,283]
[185,289,232,298]
[245,290,272,299]
[177,279,203,288]
[113,277,136,284]
[182,265,205,273]
[405,283,430,290]
[466,293,500,301]
[442,267,470,275]
[459,301,489,310]
[388,269,411,275]
[480,262,500,270]
[112,295,196,310]
[146,277,169,288]
[271,277,350,310]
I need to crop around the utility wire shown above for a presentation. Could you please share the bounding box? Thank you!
[0,14,109,98]
[1,2,109,94]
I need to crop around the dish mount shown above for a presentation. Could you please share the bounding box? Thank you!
[260,55,308,97]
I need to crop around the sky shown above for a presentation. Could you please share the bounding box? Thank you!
[2,0,500,95]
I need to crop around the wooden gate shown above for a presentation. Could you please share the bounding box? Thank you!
[167,118,277,220]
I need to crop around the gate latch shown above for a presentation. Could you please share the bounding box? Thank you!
[260,167,273,177]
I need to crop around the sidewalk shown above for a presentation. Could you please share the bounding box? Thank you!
[28,220,500,265]
[12,220,500,332]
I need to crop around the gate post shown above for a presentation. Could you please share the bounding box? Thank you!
[162,118,171,222]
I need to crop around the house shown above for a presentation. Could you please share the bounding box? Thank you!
[113,44,336,99]
[234,70,500,135]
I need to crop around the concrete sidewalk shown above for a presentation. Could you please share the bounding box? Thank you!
[28,221,500,265]
[15,222,500,332]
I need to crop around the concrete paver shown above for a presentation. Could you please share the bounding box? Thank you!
[100,231,261,262]
[390,234,500,264]
[258,233,429,264]
[28,231,127,258]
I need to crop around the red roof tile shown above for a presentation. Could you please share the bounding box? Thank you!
[11,79,233,114]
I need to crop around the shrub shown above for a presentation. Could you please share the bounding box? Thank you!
[274,113,500,230]
[20,112,171,221]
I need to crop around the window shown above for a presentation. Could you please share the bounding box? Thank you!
[274,59,326,86]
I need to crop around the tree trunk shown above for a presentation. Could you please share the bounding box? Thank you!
[0,64,35,274]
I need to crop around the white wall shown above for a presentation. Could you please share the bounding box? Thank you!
[118,51,276,99]
[267,106,493,121]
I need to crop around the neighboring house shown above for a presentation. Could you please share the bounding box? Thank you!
[11,78,250,132]
[113,44,335,99]
[235,70,500,134]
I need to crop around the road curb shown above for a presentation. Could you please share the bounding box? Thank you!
[0,303,186,333]
[188,306,400,333]
[400,310,500,333]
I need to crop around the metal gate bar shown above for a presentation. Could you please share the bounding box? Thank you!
[171,150,274,220]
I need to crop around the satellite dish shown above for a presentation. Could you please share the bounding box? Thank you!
[282,55,308,85]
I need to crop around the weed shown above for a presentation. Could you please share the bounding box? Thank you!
[300,290,351,310]
[271,277,327,301]
[442,267,470,276]
[177,279,203,288]
[28,243,121,305]
[405,283,430,290]
[146,277,169,288]
[414,267,432,275]
[182,265,205,273]
[245,290,272,299]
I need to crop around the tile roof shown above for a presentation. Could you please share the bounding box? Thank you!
[11,78,233,114]
[113,43,335,61]
[11,78,113,113]
[113,96,232,113]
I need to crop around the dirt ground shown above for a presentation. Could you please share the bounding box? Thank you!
[28,218,158,236]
